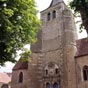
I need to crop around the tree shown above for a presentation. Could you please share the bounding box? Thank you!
[69,0,88,33]
[0,0,41,65]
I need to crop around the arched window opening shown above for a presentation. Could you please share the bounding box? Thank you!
[55,68,58,74]
[45,70,48,75]
[53,10,56,19]
[19,72,23,83]
[46,83,50,88]
[47,12,51,21]
[53,82,58,88]
[83,65,88,81]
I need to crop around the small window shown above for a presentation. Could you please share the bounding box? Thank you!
[55,68,58,74]
[46,83,50,88]
[47,12,51,21]
[53,82,58,88]
[83,65,88,81]
[45,70,48,75]
[53,10,56,19]
[19,72,23,83]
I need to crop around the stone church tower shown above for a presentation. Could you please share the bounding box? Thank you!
[11,0,88,88]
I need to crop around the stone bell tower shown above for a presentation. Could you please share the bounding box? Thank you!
[11,0,78,88]
[31,0,77,88]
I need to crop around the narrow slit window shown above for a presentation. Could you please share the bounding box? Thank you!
[47,12,51,21]
[53,10,56,19]
[55,68,58,74]
[19,72,23,83]
[83,65,88,81]
[46,70,48,75]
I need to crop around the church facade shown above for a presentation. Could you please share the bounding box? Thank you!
[11,0,88,88]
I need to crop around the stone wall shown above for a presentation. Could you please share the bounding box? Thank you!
[11,1,79,88]
[76,56,88,88]
[11,70,28,88]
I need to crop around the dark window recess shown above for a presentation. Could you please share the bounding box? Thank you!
[53,11,56,19]
[19,72,23,83]
[55,68,58,74]
[46,70,48,75]
[47,13,51,21]
[83,65,88,81]
[53,82,58,88]
[46,83,50,88]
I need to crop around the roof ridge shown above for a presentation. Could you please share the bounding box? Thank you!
[49,0,63,7]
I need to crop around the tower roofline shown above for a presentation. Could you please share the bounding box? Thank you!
[49,0,63,7]
[40,0,66,13]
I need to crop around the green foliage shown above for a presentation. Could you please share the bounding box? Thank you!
[69,0,88,12]
[0,0,41,65]
[69,0,88,33]
[20,49,31,62]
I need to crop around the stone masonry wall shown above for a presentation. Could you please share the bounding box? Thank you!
[76,56,88,88]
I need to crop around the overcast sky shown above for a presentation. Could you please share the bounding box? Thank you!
[0,0,87,73]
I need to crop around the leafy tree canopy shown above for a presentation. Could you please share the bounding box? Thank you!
[69,0,88,33]
[0,0,41,65]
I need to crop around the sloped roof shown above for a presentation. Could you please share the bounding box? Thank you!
[0,73,11,83]
[41,0,64,13]
[75,38,88,57]
[13,60,28,70]
[7,73,12,77]
[49,0,63,7]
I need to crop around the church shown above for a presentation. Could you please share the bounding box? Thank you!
[11,0,88,88]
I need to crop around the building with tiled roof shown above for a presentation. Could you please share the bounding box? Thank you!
[11,0,88,88]
[76,38,88,57]
[0,73,11,88]
[13,60,28,71]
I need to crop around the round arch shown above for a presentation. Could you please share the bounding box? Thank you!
[46,82,50,88]
[53,82,58,88]
[19,72,23,83]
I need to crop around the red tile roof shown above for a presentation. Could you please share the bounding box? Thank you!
[7,73,12,77]
[75,38,88,57]
[0,73,11,83]
[13,60,28,70]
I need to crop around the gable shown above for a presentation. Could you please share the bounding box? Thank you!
[13,60,28,70]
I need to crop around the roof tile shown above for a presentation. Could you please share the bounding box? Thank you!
[75,38,88,57]
[0,73,11,83]
[13,60,28,70]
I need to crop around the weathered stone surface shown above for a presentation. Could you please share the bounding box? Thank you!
[11,0,88,88]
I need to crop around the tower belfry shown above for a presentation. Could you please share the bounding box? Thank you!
[31,0,67,53]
